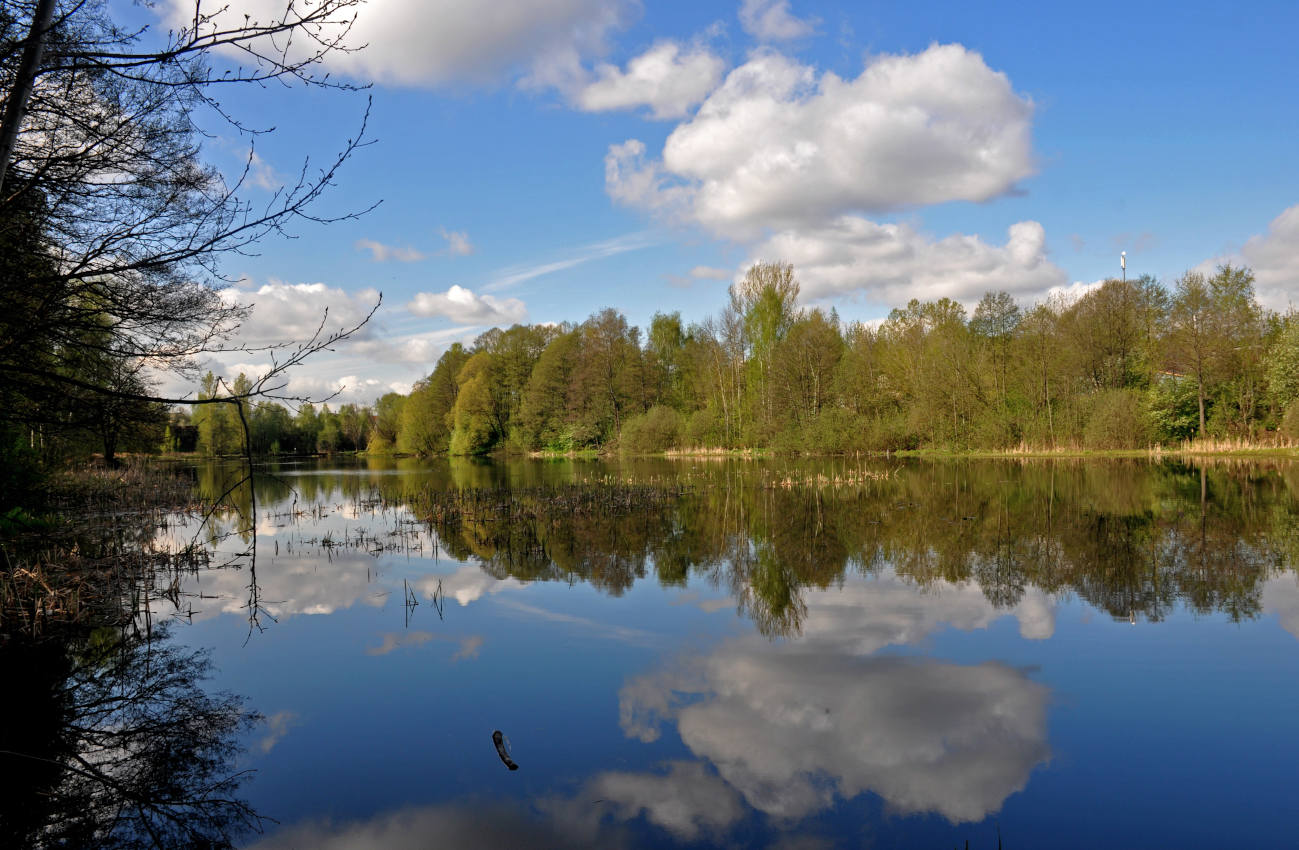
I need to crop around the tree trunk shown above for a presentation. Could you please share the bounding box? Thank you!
[1197,375,1206,438]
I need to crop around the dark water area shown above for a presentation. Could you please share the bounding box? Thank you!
[8,456,1299,848]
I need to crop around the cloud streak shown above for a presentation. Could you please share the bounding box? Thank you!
[483,231,661,292]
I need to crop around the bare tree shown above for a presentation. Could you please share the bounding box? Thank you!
[0,0,375,450]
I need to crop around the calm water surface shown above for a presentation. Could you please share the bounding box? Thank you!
[156,458,1299,847]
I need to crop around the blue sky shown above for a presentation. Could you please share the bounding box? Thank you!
[148,0,1299,403]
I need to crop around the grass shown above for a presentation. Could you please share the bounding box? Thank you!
[1,460,212,635]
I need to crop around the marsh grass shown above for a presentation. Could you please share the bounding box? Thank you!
[1,460,212,635]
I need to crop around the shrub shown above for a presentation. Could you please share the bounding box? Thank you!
[1083,389,1150,449]
[620,406,683,454]
[1281,400,1299,442]
[366,434,395,455]
[682,408,722,448]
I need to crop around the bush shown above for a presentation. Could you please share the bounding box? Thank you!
[366,434,395,455]
[1281,400,1299,442]
[774,409,866,454]
[620,406,683,454]
[682,408,722,448]
[1148,377,1199,443]
[1083,389,1150,450]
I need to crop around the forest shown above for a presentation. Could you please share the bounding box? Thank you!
[185,260,1299,458]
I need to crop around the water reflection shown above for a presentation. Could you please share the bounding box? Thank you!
[160,457,1299,847]
[620,579,1051,824]
[175,457,1299,639]
[0,627,261,849]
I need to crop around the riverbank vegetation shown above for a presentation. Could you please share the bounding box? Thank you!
[202,261,1296,459]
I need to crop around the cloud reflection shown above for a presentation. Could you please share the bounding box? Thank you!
[247,802,621,850]
[544,761,743,841]
[620,577,1053,824]
[1263,575,1299,640]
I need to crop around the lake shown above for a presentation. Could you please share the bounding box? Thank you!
[39,457,1299,847]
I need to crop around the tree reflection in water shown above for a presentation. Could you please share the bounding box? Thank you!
[0,626,262,849]
[390,458,1299,638]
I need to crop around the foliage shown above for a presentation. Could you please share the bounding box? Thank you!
[1281,401,1299,442]
[360,262,1288,457]
[620,405,684,454]
[1084,389,1151,449]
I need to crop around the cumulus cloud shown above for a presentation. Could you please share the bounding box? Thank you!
[406,285,528,325]
[747,217,1066,306]
[187,282,385,403]
[438,227,475,256]
[739,0,818,41]
[217,280,382,348]
[356,238,427,263]
[577,41,726,119]
[606,44,1036,238]
[1204,203,1299,311]
[163,0,635,89]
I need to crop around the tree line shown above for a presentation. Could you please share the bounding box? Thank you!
[250,261,1293,459]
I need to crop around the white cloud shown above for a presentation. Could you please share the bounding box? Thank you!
[164,0,636,89]
[578,41,725,119]
[1203,203,1299,311]
[356,238,427,263]
[217,280,382,348]
[739,0,818,41]
[1043,278,1105,306]
[748,217,1066,306]
[349,327,480,365]
[607,44,1036,238]
[439,227,475,256]
[690,265,732,279]
[406,285,528,326]
[248,152,281,190]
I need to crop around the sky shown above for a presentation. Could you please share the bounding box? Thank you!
[141,0,1299,404]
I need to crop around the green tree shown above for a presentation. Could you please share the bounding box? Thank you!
[971,290,1021,407]
[1266,315,1299,412]
[448,352,503,455]
[1166,266,1261,437]
[516,331,581,450]
[732,263,801,442]
[399,344,471,455]
[567,309,645,446]
[371,393,406,451]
